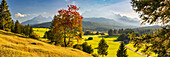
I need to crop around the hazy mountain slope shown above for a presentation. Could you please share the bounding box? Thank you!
[21,15,52,25]
[84,17,125,26]
[0,30,92,57]
[31,21,115,32]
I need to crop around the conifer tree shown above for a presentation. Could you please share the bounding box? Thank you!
[29,25,33,36]
[14,20,21,33]
[0,0,12,31]
[11,20,15,32]
[98,38,108,57]
[117,42,128,57]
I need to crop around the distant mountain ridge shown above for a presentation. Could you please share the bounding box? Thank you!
[21,15,52,25]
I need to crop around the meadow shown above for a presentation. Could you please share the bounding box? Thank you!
[33,28,146,57]
[0,30,92,57]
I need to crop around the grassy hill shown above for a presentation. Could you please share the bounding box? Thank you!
[0,30,92,57]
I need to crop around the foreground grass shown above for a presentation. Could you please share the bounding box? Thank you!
[0,30,92,57]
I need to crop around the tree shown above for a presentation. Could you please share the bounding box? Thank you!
[43,31,48,38]
[98,38,108,57]
[118,29,123,34]
[0,0,12,31]
[29,26,33,36]
[117,42,128,57]
[96,31,99,35]
[82,42,93,54]
[11,20,15,32]
[130,0,170,56]
[113,29,118,34]
[117,33,129,41]
[50,5,83,47]
[14,20,21,33]
[108,29,113,36]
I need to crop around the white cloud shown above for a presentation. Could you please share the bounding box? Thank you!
[15,13,27,17]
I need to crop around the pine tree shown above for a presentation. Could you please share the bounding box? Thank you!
[0,0,12,31]
[98,38,108,57]
[117,42,128,57]
[14,20,21,33]
[11,20,15,32]
[29,25,33,36]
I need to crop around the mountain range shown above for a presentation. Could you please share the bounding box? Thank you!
[21,15,53,25]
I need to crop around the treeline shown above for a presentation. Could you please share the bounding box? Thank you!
[0,0,40,40]
[84,31,105,35]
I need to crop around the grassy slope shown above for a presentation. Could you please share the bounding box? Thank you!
[0,30,92,57]
[33,28,145,57]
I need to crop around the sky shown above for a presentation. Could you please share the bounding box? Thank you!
[3,0,139,22]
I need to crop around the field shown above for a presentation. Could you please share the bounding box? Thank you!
[33,28,146,57]
[0,30,92,57]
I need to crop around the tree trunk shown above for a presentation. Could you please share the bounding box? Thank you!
[64,29,67,47]
[3,24,5,31]
[67,37,71,46]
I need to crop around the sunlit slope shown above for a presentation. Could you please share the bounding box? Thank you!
[0,30,92,57]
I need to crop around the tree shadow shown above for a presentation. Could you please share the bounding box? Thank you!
[0,30,28,38]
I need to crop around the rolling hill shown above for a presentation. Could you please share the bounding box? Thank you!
[0,30,92,57]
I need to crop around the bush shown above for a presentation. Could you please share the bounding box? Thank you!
[73,44,83,50]
[92,53,99,57]
[29,33,40,40]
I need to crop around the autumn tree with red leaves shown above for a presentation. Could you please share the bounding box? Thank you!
[49,5,83,47]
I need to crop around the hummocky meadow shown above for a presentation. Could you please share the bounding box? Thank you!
[0,0,169,57]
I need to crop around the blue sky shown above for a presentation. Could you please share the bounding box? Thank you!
[3,0,139,22]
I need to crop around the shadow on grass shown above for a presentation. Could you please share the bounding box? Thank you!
[98,35,120,38]
[94,47,98,49]
[0,31,28,38]
[84,39,93,41]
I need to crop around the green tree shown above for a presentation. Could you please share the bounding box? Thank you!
[82,42,93,54]
[98,38,108,57]
[14,20,21,33]
[131,0,170,56]
[117,33,129,41]
[113,29,118,34]
[0,0,12,31]
[96,31,99,35]
[29,26,33,36]
[11,20,15,32]
[108,29,113,36]
[43,31,48,38]
[117,42,128,57]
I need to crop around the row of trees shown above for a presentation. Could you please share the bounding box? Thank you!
[0,0,39,40]
[108,29,124,36]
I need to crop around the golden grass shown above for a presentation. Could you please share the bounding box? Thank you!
[0,30,92,57]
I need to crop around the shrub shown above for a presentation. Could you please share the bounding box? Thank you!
[29,33,40,40]
[92,53,99,57]
[73,44,83,50]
